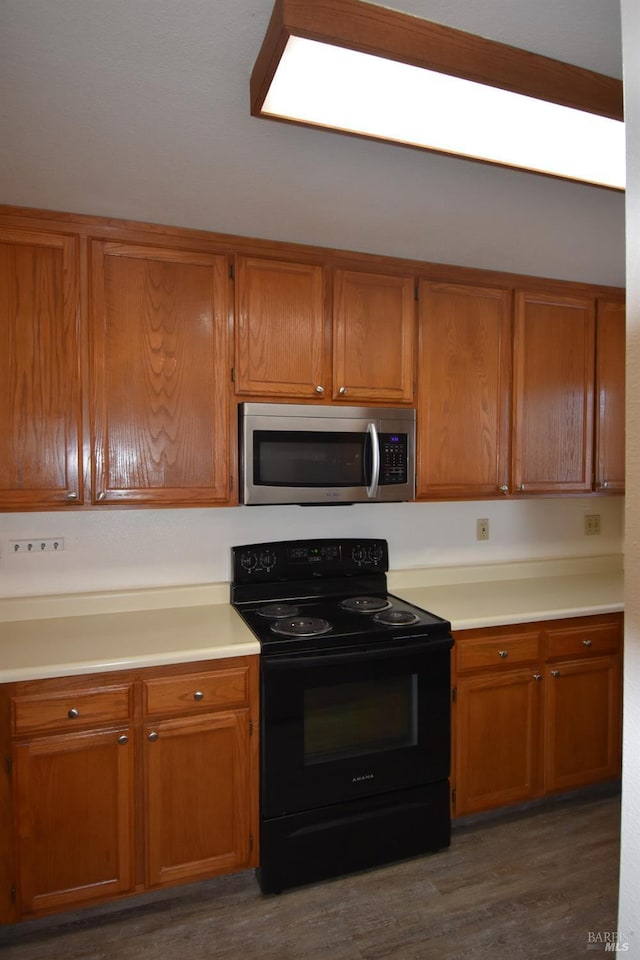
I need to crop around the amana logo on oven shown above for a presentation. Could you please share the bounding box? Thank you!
[352,773,375,783]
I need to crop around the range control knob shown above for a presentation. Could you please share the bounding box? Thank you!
[240,551,258,572]
[367,543,384,565]
[352,545,368,565]
[259,551,276,571]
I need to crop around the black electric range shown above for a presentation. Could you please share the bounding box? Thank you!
[230,537,451,655]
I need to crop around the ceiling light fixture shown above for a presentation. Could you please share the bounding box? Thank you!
[250,0,625,190]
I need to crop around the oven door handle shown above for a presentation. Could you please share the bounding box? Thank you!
[263,638,451,670]
[365,422,380,499]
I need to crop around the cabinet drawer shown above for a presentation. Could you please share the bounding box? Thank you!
[457,633,541,673]
[143,666,250,717]
[12,684,133,735]
[545,621,621,660]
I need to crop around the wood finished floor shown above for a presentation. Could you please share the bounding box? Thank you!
[0,791,620,960]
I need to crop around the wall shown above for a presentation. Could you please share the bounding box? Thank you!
[0,0,626,288]
[618,0,640,951]
[0,497,624,598]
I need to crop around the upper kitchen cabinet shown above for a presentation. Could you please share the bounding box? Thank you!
[234,255,327,399]
[416,281,512,499]
[512,291,595,495]
[595,299,625,494]
[332,269,415,403]
[0,227,82,509]
[234,256,415,403]
[90,241,232,505]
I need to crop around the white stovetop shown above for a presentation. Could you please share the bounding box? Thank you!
[0,555,623,683]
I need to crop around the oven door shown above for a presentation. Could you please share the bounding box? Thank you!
[260,637,452,818]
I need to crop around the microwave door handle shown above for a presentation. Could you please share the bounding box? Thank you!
[366,422,381,498]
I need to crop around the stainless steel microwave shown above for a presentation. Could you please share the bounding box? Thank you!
[239,403,416,505]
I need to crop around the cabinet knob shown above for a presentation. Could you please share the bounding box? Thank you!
[551,669,560,678]
[339,386,347,395]
[66,491,78,500]
[117,734,129,745]
[97,491,107,501]
[516,483,525,491]
[533,674,542,682]
[67,707,79,719]
[193,690,205,701]
[499,485,509,494]
[315,385,324,394]
[600,481,609,489]
[582,639,592,647]
[498,650,508,658]
[148,731,159,741]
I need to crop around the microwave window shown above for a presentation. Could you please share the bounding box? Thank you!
[253,431,368,487]
[304,675,418,765]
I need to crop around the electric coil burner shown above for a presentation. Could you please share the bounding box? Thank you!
[270,617,333,638]
[373,608,420,625]
[339,596,391,613]
[230,537,453,894]
[255,603,300,619]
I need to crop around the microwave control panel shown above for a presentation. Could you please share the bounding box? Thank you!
[380,433,408,485]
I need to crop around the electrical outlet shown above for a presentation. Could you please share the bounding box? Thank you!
[584,515,601,536]
[476,518,490,541]
[9,538,65,554]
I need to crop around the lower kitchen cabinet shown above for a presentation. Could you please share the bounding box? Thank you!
[455,666,542,815]
[0,656,259,924]
[544,618,622,792]
[14,726,136,917]
[452,614,622,818]
[145,712,252,888]
[143,663,256,888]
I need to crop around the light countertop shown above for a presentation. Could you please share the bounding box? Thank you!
[0,604,259,683]
[391,571,623,631]
[0,555,624,683]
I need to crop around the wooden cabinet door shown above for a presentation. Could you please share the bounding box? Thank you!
[0,228,82,508]
[454,668,542,816]
[417,282,511,498]
[512,291,595,494]
[544,656,621,794]
[144,711,254,888]
[333,269,415,403]
[234,256,327,398]
[90,242,231,504]
[14,727,135,917]
[595,299,625,493]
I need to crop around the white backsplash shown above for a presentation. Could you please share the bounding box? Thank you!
[0,496,624,599]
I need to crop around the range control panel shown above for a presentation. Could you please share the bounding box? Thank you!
[231,538,389,583]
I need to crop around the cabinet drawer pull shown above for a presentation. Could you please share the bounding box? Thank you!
[533,674,542,681]
[498,650,508,658]
[193,690,205,701]
[315,385,324,394]
[67,708,79,719]
[499,485,509,494]
[582,639,593,647]
[338,386,347,395]
[551,669,560,678]
[148,731,159,741]
[66,491,78,500]
[117,734,128,745]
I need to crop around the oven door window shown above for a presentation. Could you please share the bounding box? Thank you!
[304,675,417,764]
[253,430,371,487]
